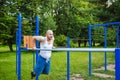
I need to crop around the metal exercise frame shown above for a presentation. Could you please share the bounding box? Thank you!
[16,14,120,80]
[18,47,120,80]
[16,13,39,80]
[88,22,120,76]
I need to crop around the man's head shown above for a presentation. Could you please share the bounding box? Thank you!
[46,30,54,40]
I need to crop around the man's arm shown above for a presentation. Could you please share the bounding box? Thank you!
[32,36,45,49]
[32,36,45,42]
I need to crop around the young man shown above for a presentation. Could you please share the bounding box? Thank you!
[31,30,54,79]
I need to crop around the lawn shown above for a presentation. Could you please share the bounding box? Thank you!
[0,46,115,80]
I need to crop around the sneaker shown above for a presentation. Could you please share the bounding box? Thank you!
[31,71,36,79]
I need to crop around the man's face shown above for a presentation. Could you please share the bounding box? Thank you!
[46,30,54,40]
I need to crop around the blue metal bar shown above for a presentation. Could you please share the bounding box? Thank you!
[18,13,22,80]
[88,25,92,46]
[91,22,120,28]
[18,47,21,80]
[106,22,120,25]
[88,25,92,76]
[35,16,39,80]
[115,48,120,80]
[104,27,107,71]
[67,37,70,80]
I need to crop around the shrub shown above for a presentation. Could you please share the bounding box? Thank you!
[54,35,77,48]
[54,35,67,47]
[70,40,78,48]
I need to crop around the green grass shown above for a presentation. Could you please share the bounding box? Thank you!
[94,70,115,76]
[0,46,115,80]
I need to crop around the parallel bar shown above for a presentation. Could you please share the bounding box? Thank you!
[26,48,115,52]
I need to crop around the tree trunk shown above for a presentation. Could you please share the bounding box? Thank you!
[7,39,13,52]
[78,40,81,47]
[92,40,95,46]
[84,40,87,47]
[118,27,120,48]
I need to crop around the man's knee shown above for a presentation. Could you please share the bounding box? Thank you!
[42,70,50,74]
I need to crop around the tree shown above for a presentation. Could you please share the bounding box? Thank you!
[54,0,101,47]
[0,0,18,51]
[107,0,120,21]
[0,0,57,51]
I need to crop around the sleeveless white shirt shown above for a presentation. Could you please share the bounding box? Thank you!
[39,37,53,59]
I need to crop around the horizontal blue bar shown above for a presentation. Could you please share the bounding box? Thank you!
[90,22,120,28]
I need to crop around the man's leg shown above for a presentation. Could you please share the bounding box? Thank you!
[42,60,50,80]
[42,60,51,74]
[31,56,46,78]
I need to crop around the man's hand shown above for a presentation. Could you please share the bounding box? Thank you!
[52,46,55,49]
[33,47,36,50]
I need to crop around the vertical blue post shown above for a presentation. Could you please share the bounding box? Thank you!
[17,13,22,80]
[67,36,70,80]
[35,16,39,80]
[104,26,107,71]
[88,25,92,76]
[115,48,120,80]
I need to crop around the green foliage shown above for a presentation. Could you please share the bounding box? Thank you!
[55,0,98,40]
[0,0,57,51]
[92,27,104,43]
[54,35,67,47]
[107,28,116,46]
[0,0,120,51]
[0,15,17,44]
[54,35,77,47]
[92,26,116,46]
[40,15,57,35]
[107,0,120,21]
[70,40,78,48]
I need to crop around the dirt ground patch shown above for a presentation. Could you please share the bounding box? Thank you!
[94,64,115,71]
[93,64,115,78]
[71,74,84,80]
[70,64,115,80]
[93,73,114,78]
